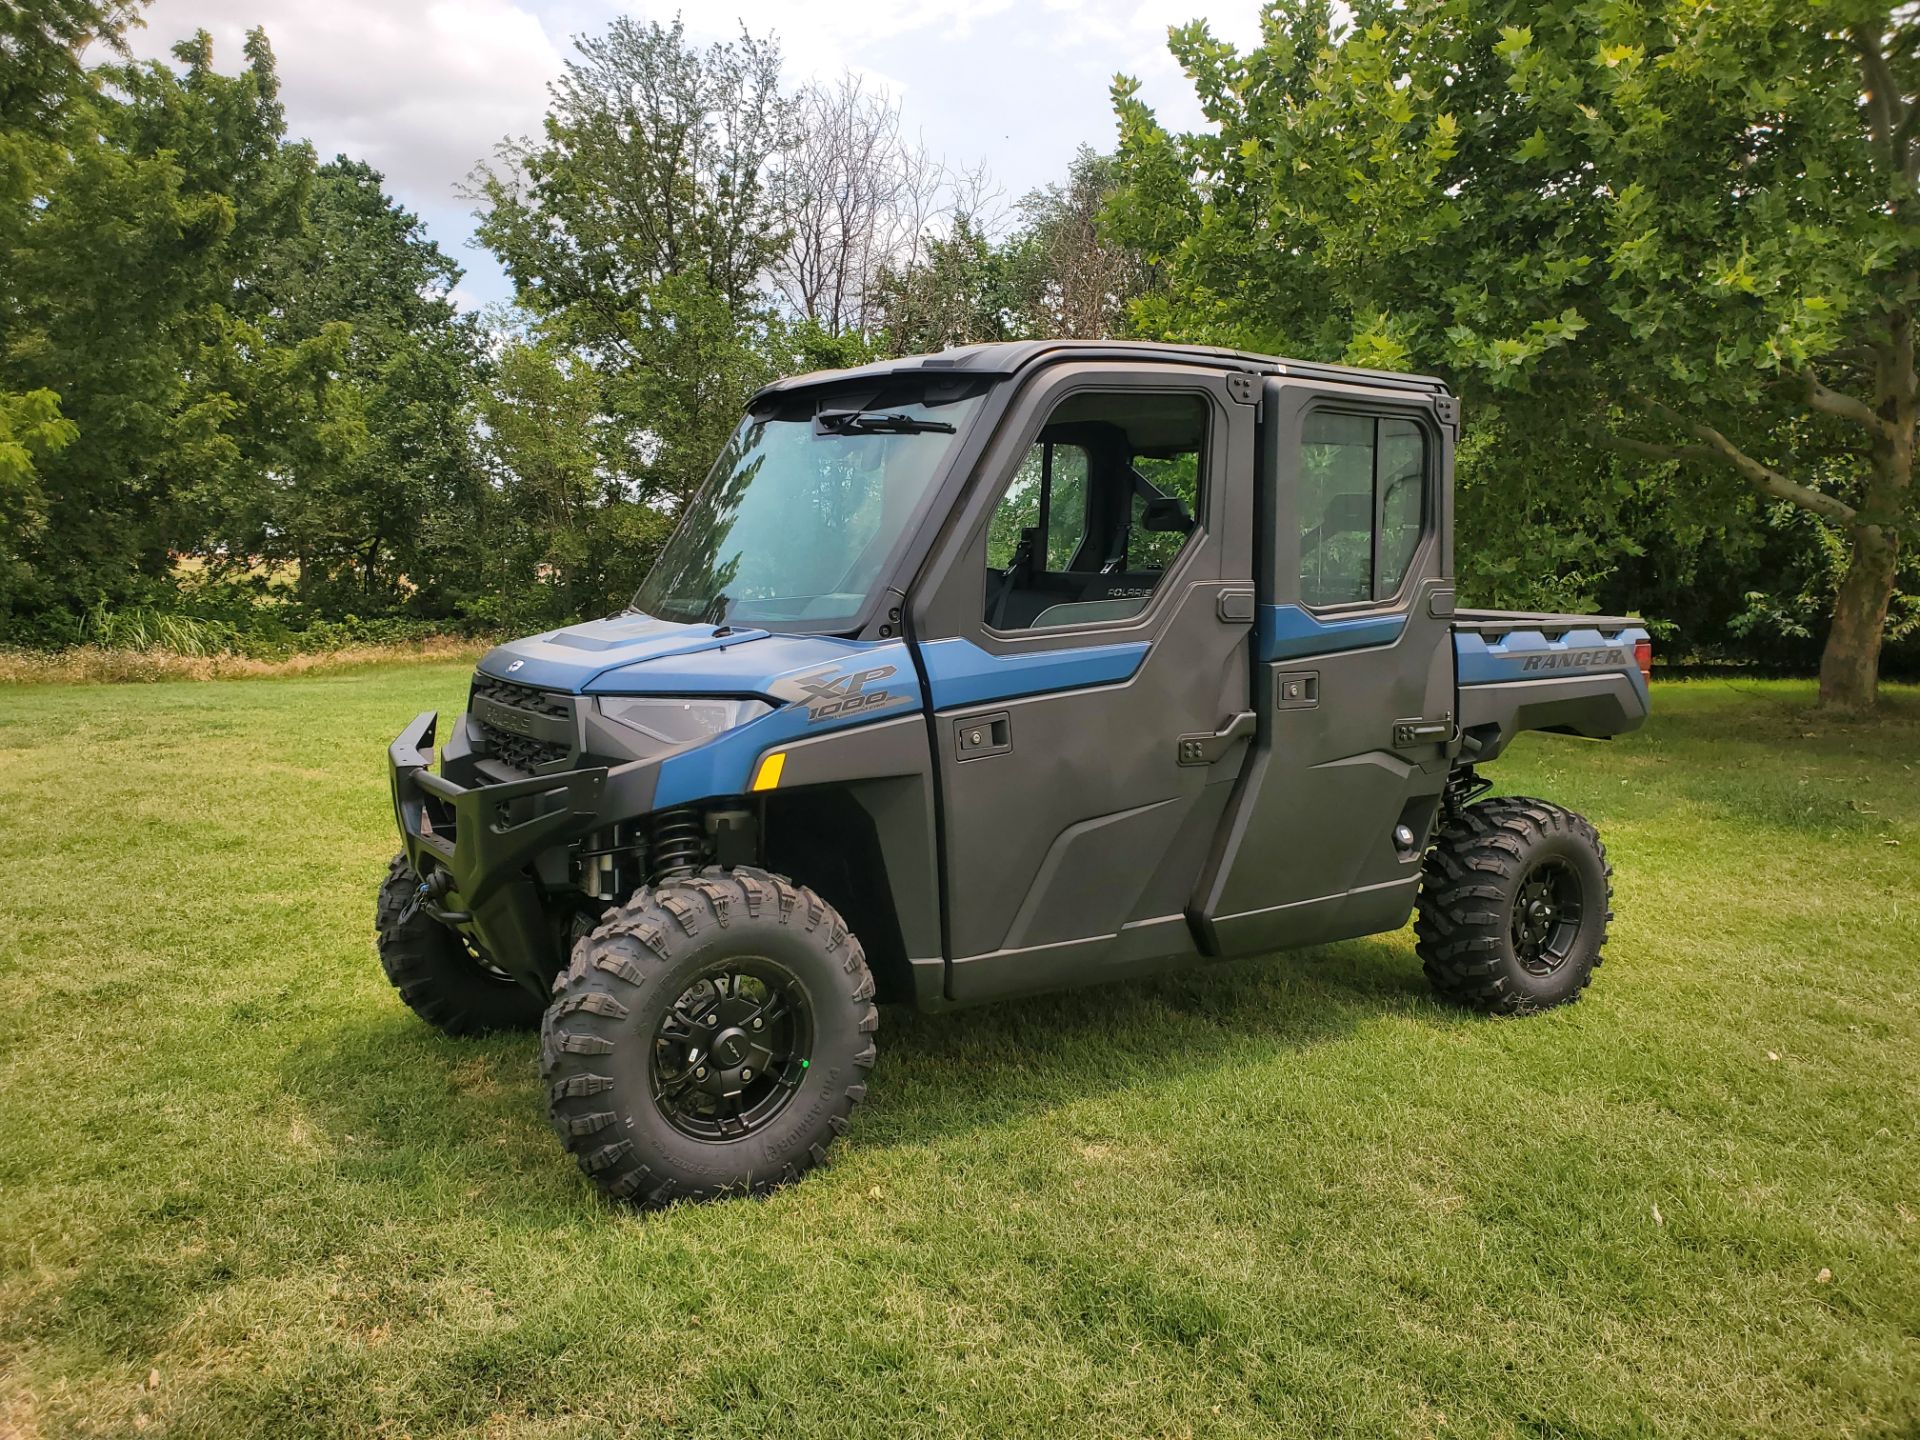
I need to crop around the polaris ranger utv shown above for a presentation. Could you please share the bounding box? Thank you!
[380,340,1650,1206]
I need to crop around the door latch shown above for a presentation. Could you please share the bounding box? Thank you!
[1177,711,1256,766]
[1392,715,1455,748]
[956,712,1011,760]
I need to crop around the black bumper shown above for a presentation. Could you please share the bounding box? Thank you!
[388,710,610,993]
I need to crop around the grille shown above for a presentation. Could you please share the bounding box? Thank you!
[471,673,573,772]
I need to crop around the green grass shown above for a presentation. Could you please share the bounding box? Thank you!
[1,670,1916,1439]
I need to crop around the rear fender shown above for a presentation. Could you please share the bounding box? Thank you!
[1455,625,1650,760]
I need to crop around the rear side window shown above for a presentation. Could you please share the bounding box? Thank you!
[1298,412,1427,607]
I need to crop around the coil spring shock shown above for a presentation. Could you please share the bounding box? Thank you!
[649,807,707,883]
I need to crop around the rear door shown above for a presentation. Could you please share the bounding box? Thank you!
[1196,378,1458,954]
[906,362,1259,1002]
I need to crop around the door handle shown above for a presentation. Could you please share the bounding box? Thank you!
[1177,711,1256,766]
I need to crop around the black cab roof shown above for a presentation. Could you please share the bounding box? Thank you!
[750,338,1452,404]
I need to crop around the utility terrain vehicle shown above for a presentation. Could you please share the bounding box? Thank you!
[380,340,1651,1206]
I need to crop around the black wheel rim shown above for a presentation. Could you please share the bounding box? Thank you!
[1511,857,1584,975]
[457,933,520,985]
[650,959,814,1141]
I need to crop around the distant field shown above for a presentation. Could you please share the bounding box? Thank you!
[0,671,1915,1438]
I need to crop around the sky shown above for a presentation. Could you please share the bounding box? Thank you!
[126,0,1266,310]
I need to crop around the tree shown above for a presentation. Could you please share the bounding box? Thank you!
[0,0,146,608]
[478,336,674,624]
[473,17,794,514]
[254,157,487,616]
[870,213,1019,354]
[773,74,943,338]
[1111,0,1920,708]
[1004,147,1153,339]
[1,27,355,634]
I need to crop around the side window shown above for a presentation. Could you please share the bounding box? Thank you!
[984,392,1208,630]
[1298,411,1427,608]
[985,442,1088,570]
[1127,451,1199,571]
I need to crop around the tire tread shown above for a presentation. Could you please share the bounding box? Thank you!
[541,865,876,1206]
[1414,796,1613,1016]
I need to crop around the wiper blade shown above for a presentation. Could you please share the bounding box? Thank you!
[814,409,956,436]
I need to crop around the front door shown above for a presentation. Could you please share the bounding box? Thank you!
[1197,377,1458,954]
[906,363,1258,1002]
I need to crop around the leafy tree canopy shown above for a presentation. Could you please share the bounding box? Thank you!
[1109,0,1920,706]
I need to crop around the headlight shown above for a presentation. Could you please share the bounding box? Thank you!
[595,696,772,745]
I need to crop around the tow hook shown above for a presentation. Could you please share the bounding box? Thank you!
[417,867,473,926]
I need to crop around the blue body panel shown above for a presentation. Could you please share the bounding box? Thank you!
[479,613,899,700]
[1257,604,1407,662]
[650,640,923,807]
[475,614,1164,809]
[478,616,927,809]
[1455,624,1650,708]
[478,614,778,694]
[916,636,1150,710]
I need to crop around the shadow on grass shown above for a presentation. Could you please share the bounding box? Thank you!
[37,937,1450,1368]
[278,932,1450,1206]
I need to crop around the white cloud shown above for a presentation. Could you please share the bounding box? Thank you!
[125,0,1276,306]
[131,0,563,207]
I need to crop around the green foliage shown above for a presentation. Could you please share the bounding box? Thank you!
[870,214,1018,353]
[1108,1,1920,697]
[473,16,793,517]
[74,601,238,656]
[1,27,341,626]
[251,156,488,618]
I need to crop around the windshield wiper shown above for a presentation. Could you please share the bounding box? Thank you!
[814,409,956,436]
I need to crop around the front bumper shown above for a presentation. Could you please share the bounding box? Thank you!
[388,710,610,992]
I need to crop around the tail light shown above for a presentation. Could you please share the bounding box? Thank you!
[1633,637,1653,682]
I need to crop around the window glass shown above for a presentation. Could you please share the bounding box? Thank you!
[985,442,1089,572]
[983,392,1208,630]
[636,386,984,626]
[1378,419,1425,594]
[1298,412,1377,607]
[1297,411,1427,607]
[1128,452,1199,570]
[985,454,1042,571]
[1045,445,1089,570]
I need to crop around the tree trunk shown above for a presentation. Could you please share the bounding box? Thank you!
[1817,521,1899,711]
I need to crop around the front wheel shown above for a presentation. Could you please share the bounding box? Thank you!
[375,854,546,1035]
[541,866,877,1206]
[1415,796,1613,1015]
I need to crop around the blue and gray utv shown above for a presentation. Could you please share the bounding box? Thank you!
[380,341,1651,1205]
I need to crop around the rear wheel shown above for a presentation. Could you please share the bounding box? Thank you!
[1415,797,1613,1015]
[541,866,877,1206]
[375,854,545,1035]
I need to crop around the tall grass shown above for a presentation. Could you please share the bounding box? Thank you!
[75,602,239,657]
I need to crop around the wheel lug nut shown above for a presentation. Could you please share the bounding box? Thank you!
[704,1014,717,1026]
[741,1068,752,1080]
[751,1018,763,1030]
[695,1066,707,1079]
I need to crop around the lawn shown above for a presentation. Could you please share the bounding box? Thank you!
[0,668,1915,1439]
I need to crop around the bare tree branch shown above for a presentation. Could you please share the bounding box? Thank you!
[1798,366,1898,434]
[1589,429,1722,467]
[1620,394,1859,526]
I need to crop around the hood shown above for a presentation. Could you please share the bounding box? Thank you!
[476,613,889,698]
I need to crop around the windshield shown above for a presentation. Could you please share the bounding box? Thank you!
[634,385,985,628]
